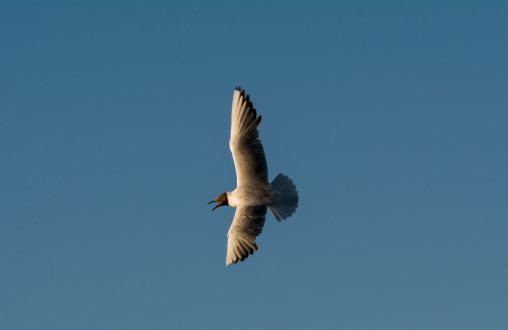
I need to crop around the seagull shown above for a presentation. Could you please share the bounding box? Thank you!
[209,87,299,266]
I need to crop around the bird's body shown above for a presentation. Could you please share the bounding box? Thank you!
[210,87,299,266]
[226,184,271,208]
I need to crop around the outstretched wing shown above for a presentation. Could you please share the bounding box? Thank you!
[230,88,268,187]
[226,205,267,266]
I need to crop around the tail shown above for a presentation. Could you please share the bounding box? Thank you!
[269,173,299,221]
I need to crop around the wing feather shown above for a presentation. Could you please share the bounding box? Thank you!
[229,88,268,187]
[226,205,267,266]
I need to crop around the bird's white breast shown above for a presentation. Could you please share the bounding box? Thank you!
[227,184,271,208]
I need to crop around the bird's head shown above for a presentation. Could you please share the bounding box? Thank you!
[208,192,228,211]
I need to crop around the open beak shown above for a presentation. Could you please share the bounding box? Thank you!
[208,199,222,211]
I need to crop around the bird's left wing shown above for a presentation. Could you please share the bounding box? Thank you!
[229,88,268,187]
[226,205,267,266]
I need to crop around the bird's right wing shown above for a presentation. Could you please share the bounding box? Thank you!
[229,88,268,187]
[226,205,267,266]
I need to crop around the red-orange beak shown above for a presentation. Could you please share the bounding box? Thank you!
[208,198,223,211]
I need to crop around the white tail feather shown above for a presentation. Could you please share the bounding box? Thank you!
[269,174,299,221]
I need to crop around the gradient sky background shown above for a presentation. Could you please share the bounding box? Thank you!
[1,1,507,329]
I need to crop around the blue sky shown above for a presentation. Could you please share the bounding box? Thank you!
[1,1,507,329]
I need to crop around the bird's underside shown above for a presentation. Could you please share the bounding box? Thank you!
[225,88,268,265]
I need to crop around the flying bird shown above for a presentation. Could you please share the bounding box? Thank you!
[209,87,299,266]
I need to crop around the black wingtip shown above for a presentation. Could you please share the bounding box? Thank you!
[234,87,259,122]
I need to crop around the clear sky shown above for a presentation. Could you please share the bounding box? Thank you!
[1,1,507,329]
